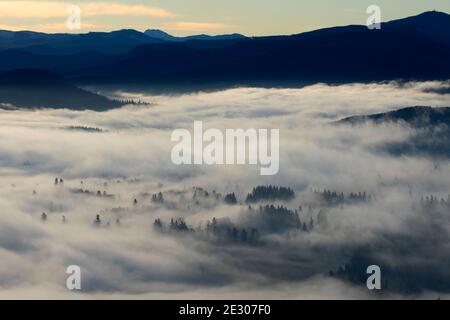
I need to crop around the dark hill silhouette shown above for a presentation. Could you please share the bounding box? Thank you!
[0,69,122,110]
[338,106,450,159]
[143,29,175,41]
[0,30,72,51]
[338,106,450,128]
[383,11,450,46]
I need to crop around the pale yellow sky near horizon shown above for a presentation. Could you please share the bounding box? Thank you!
[0,0,449,36]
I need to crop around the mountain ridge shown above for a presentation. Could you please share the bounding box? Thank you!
[71,11,450,86]
[0,11,449,88]
[143,29,246,42]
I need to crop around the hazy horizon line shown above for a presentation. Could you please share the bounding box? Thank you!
[0,9,447,38]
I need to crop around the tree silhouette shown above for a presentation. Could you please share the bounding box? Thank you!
[224,193,237,205]
[94,214,101,226]
[246,185,295,203]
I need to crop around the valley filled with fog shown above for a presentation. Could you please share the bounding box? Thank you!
[1,81,450,299]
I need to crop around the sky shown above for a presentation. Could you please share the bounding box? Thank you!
[0,0,449,36]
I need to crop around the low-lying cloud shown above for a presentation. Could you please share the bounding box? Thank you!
[0,81,449,299]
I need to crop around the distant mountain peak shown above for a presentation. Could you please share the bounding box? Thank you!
[384,10,450,46]
[143,29,246,42]
[386,10,450,25]
[417,10,449,17]
[144,29,176,41]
